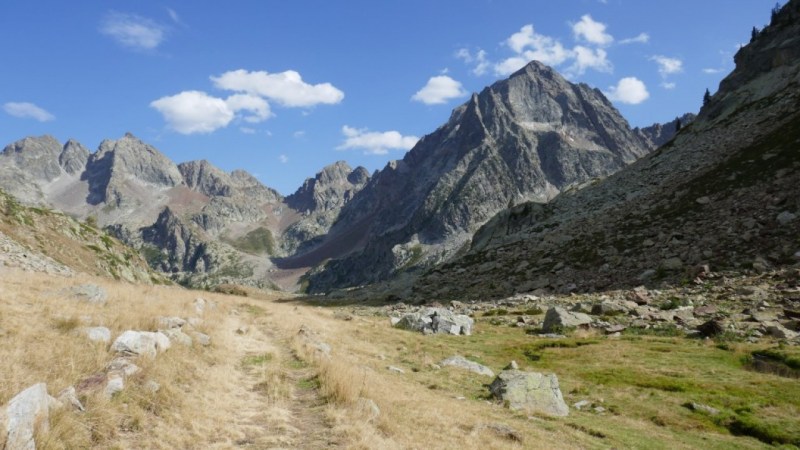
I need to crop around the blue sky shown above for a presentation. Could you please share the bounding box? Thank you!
[0,0,778,194]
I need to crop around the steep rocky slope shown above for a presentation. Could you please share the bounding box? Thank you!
[305,61,654,292]
[0,189,158,282]
[413,0,800,300]
[636,113,696,148]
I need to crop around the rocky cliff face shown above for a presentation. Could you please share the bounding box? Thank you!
[305,61,653,292]
[281,161,370,254]
[635,113,696,149]
[413,0,800,301]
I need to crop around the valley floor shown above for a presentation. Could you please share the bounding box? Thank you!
[1,267,798,449]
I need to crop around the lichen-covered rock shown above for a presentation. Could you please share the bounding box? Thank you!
[542,307,592,333]
[440,356,495,377]
[111,330,170,358]
[489,370,569,416]
[394,308,473,335]
[2,383,58,450]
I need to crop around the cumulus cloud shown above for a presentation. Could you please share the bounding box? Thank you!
[456,48,490,76]
[337,126,419,155]
[3,102,55,122]
[494,22,611,76]
[570,46,612,75]
[150,91,234,134]
[211,69,344,107]
[572,15,614,46]
[604,77,649,105]
[278,154,289,163]
[100,12,165,50]
[411,75,467,105]
[651,55,683,77]
[224,94,272,123]
[619,33,650,45]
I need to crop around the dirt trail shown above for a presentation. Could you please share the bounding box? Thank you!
[184,311,338,449]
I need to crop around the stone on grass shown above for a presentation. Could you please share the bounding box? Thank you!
[192,331,211,346]
[111,331,170,358]
[357,398,381,422]
[56,386,84,412]
[387,366,405,374]
[765,323,798,340]
[3,383,58,450]
[394,308,473,336]
[66,284,107,305]
[161,328,193,346]
[83,326,111,343]
[193,297,206,315]
[542,307,592,333]
[440,356,495,377]
[488,370,569,417]
[157,316,186,329]
[105,375,124,398]
[106,358,141,377]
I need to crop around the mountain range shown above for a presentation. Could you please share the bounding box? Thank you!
[0,44,711,293]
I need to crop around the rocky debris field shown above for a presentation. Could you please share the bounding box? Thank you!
[386,268,800,346]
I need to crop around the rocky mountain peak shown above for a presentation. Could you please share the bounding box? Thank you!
[85,133,183,206]
[60,139,90,175]
[635,113,697,149]
[178,160,235,197]
[0,135,63,183]
[286,161,370,213]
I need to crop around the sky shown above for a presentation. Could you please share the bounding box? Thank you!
[0,0,779,195]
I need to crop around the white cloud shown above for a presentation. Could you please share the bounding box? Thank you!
[457,48,491,76]
[572,15,613,46]
[150,91,234,134]
[660,81,676,90]
[166,8,181,24]
[702,67,723,74]
[604,77,649,105]
[570,46,612,75]
[278,154,289,163]
[337,126,419,155]
[211,69,344,107]
[411,75,467,105]
[224,93,272,123]
[239,127,256,134]
[100,12,165,50]
[619,32,649,45]
[651,55,683,77]
[3,102,55,122]
[494,23,612,76]
[293,130,306,138]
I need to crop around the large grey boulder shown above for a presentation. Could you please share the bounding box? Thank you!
[440,356,495,377]
[111,331,170,358]
[2,383,58,450]
[488,370,569,416]
[542,307,592,333]
[394,308,473,335]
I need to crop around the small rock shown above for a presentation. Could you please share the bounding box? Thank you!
[475,423,523,442]
[573,400,591,410]
[235,326,249,335]
[111,331,170,358]
[192,331,211,346]
[765,323,799,340]
[604,324,627,334]
[83,326,111,343]
[638,269,657,280]
[106,358,141,377]
[697,319,725,337]
[387,366,405,374]
[145,381,161,393]
[504,360,519,370]
[777,211,796,225]
[157,316,186,329]
[695,196,711,205]
[689,402,720,416]
[193,297,206,315]
[161,328,192,346]
[105,375,124,398]
[357,398,381,422]
[65,284,108,305]
[56,386,84,412]
[440,356,495,377]
[593,406,606,413]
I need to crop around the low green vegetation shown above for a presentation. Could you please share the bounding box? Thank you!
[226,227,275,255]
[241,353,273,367]
[381,317,800,448]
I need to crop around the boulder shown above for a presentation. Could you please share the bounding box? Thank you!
[111,331,170,358]
[106,358,141,377]
[393,308,473,335]
[65,284,107,305]
[56,386,84,412]
[542,307,592,333]
[440,356,495,377]
[83,326,111,343]
[161,328,193,346]
[2,383,58,450]
[488,370,569,416]
[591,301,630,316]
[105,375,124,398]
[157,316,186,329]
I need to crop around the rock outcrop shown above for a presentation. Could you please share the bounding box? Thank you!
[489,370,569,416]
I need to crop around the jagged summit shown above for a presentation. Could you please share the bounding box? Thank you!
[286,161,369,213]
[305,58,654,292]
